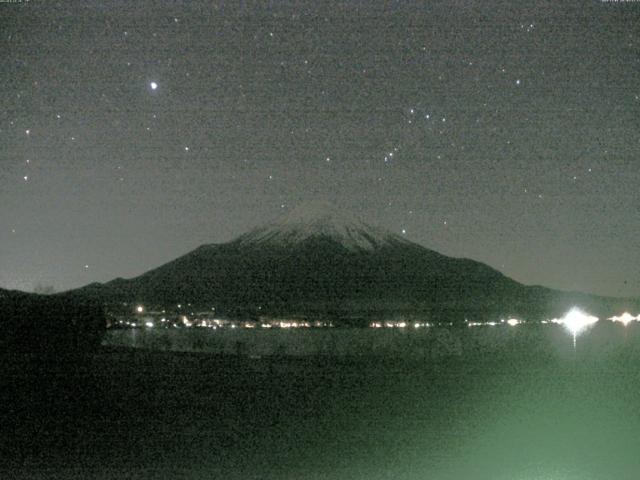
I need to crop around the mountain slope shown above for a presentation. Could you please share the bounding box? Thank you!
[64,203,639,322]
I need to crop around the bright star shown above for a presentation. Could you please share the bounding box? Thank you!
[150,82,158,90]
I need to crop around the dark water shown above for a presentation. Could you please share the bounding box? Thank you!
[2,322,640,479]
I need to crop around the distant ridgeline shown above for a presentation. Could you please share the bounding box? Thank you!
[0,288,105,356]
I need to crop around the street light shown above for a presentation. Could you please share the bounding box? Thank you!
[560,308,598,351]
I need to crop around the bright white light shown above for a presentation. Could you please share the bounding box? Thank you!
[561,308,598,336]
[136,305,144,313]
[150,82,158,90]
[609,312,637,326]
[145,321,154,328]
[506,318,520,327]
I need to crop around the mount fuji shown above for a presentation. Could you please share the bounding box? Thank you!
[65,202,637,323]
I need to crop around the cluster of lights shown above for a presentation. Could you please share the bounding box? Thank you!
[369,321,432,329]
[275,321,311,328]
[126,306,639,334]
[468,321,500,327]
[124,307,335,330]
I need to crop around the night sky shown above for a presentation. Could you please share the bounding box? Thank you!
[1,0,639,297]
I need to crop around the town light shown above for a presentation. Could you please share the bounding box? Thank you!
[609,312,637,326]
[560,308,598,351]
[561,308,598,336]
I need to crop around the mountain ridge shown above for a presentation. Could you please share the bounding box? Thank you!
[61,203,640,323]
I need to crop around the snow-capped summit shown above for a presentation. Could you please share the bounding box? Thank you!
[237,200,409,251]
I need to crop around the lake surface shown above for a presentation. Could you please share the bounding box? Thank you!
[3,322,640,479]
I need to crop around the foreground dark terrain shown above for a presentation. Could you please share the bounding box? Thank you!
[2,323,640,480]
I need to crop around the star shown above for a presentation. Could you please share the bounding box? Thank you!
[150,82,158,90]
